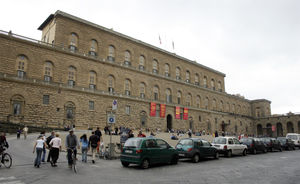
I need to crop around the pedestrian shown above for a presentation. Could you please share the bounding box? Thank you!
[120,131,128,152]
[17,128,21,139]
[33,135,47,168]
[39,131,47,162]
[46,131,55,163]
[188,130,192,138]
[65,130,80,168]
[49,133,61,167]
[80,134,88,163]
[23,126,28,139]
[137,130,146,137]
[89,131,99,164]
[215,131,219,137]
[128,130,134,138]
[95,127,102,153]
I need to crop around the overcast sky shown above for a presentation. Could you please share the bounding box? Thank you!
[1,0,299,114]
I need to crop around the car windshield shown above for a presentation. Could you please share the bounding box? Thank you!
[262,138,271,143]
[212,137,226,144]
[124,139,142,148]
[287,135,298,140]
[178,139,193,145]
[277,138,286,143]
[240,138,252,144]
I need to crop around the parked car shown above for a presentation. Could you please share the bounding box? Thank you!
[176,138,219,163]
[259,137,282,152]
[240,138,267,154]
[286,133,300,148]
[277,137,296,150]
[120,137,178,169]
[211,137,247,157]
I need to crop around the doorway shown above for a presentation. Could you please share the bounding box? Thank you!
[167,114,172,131]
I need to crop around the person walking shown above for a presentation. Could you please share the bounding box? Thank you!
[39,131,47,162]
[49,133,61,167]
[46,131,55,163]
[88,131,99,164]
[23,126,28,139]
[17,128,21,139]
[95,127,102,153]
[33,135,47,168]
[80,134,88,163]
[65,130,79,168]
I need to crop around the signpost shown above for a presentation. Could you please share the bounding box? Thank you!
[107,99,117,159]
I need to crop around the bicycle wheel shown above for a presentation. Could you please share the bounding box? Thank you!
[2,153,12,168]
[72,153,77,173]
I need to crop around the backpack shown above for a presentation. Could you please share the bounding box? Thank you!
[46,136,53,146]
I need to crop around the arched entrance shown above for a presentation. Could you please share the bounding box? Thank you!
[266,123,272,137]
[221,121,225,132]
[140,111,147,128]
[276,123,283,137]
[167,114,172,131]
[257,124,263,136]
[287,122,294,133]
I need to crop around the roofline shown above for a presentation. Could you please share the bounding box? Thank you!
[39,10,226,77]
[250,99,271,103]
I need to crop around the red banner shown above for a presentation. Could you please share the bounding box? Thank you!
[160,104,166,118]
[150,102,156,117]
[175,106,180,119]
[183,108,188,120]
[272,125,276,132]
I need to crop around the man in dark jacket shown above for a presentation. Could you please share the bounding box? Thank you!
[0,132,9,154]
[89,131,99,164]
[65,130,79,167]
[46,131,55,162]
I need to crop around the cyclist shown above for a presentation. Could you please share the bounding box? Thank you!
[0,132,9,155]
[65,129,80,168]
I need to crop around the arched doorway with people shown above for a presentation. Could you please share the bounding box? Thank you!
[276,122,283,137]
[287,122,294,133]
[257,124,263,136]
[266,123,272,137]
[167,114,172,132]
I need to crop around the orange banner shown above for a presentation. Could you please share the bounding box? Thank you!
[175,106,180,119]
[150,102,156,117]
[183,107,188,120]
[160,104,166,118]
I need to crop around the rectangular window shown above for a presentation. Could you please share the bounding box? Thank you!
[44,75,52,82]
[13,102,21,115]
[89,84,96,89]
[43,95,49,105]
[17,71,25,78]
[125,105,130,115]
[89,101,94,110]
[68,80,75,87]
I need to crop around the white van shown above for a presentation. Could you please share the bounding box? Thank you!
[286,133,300,147]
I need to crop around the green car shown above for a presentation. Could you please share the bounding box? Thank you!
[176,138,219,163]
[120,137,179,169]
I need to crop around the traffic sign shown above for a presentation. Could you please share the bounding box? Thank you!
[112,100,117,110]
[107,112,116,124]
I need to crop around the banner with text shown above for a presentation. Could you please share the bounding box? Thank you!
[150,102,156,117]
[160,104,166,118]
[175,106,181,119]
[183,107,188,120]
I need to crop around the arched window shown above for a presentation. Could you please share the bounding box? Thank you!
[211,79,215,90]
[218,81,222,92]
[175,67,181,80]
[139,82,146,98]
[89,71,97,89]
[220,101,224,112]
[139,55,145,71]
[226,102,230,112]
[232,104,236,113]
[68,66,76,87]
[177,91,182,104]
[124,50,131,66]
[196,95,201,108]
[212,99,217,110]
[69,33,78,52]
[203,76,207,88]
[186,93,192,106]
[16,55,27,78]
[153,85,159,100]
[124,79,131,96]
[204,97,209,109]
[165,63,170,77]
[108,45,115,61]
[152,59,158,74]
[195,73,200,85]
[165,88,172,103]
[186,70,190,83]
[11,95,25,116]
[44,61,53,82]
[89,39,98,56]
[237,105,241,114]
[108,75,115,93]
[65,102,75,120]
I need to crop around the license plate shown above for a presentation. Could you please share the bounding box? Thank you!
[179,153,185,157]
[125,150,132,154]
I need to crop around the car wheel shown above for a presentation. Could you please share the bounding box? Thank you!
[242,149,247,156]
[269,148,272,152]
[288,146,291,151]
[253,149,257,155]
[227,150,232,157]
[293,147,296,150]
[171,155,178,165]
[140,159,150,169]
[121,161,129,167]
[279,148,282,152]
[214,152,219,159]
[263,148,267,153]
[192,154,200,163]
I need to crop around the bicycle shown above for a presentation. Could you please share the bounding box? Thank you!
[0,148,12,168]
[66,148,77,173]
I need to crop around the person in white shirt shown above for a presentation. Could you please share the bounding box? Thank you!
[23,126,28,139]
[49,133,62,167]
[33,135,47,168]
